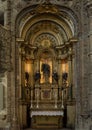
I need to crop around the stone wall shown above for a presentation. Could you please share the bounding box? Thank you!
[0,0,92,130]
[0,73,10,129]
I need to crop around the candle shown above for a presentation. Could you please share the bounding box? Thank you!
[62,63,66,73]
[25,61,30,73]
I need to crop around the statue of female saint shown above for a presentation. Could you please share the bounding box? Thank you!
[41,63,50,82]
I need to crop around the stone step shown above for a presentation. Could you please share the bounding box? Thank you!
[23,128,73,130]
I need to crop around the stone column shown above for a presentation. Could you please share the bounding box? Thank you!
[67,40,77,100]
[72,52,76,99]
[71,39,78,100]
[53,59,57,71]
[3,0,12,128]
[4,0,11,28]
[58,60,62,87]
[30,88,33,108]
[30,60,34,87]
[21,49,26,100]
[68,47,72,100]
[36,60,40,71]
[29,48,36,86]
[21,49,25,86]
[17,40,25,99]
[19,47,22,99]
[6,1,21,127]
[87,4,92,114]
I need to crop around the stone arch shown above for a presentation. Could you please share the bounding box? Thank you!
[26,20,67,45]
[15,4,80,40]
[15,3,80,129]
[20,14,72,40]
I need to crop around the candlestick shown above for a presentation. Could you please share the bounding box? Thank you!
[37,61,39,71]
[30,89,33,108]
[61,90,64,109]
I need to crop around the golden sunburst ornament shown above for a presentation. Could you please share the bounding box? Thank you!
[41,39,51,48]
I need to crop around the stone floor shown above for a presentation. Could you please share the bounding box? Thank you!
[23,128,73,130]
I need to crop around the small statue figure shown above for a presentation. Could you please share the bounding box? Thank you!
[52,71,58,82]
[62,72,68,81]
[41,63,50,77]
[41,63,50,83]
[34,71,41,82]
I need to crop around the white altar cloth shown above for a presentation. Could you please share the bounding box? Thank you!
[30,110,63,117]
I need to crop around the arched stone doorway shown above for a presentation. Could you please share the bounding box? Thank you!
[15,2,78,129]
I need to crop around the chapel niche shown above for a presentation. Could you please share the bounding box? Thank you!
[18,3,76,128]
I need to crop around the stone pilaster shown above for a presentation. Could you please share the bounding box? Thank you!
[58,60,62,87]
[68,48,72,100]
[87,3,92,118]
[5,1,12,129]
[72,51,75,99]
[69,39,78,100]
[30,60,34,87]
[4,0,11,28]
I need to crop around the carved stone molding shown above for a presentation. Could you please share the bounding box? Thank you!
[21,0,73,6]
[14,0,73,13]
[72,0,81,14]
[84,1,92,17]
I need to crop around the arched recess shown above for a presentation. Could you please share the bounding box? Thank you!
[15,3,79,129]
[16,4,79,40]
